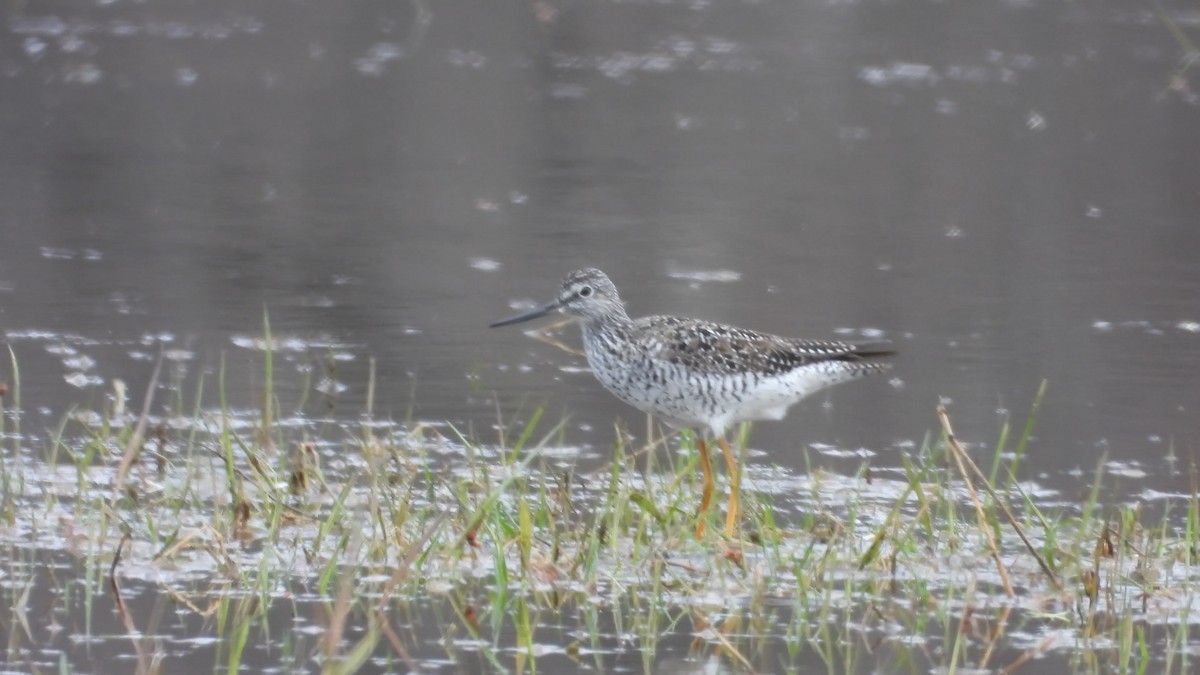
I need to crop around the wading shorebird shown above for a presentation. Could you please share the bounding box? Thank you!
[490,268,894,540]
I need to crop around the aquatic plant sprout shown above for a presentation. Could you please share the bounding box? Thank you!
[0,337,1196,675]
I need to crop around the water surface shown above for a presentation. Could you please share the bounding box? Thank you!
[2,0,1199,672]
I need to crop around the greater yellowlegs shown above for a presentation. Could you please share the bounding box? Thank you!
[491,268,894,539]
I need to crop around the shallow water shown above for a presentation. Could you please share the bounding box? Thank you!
[2,0,1199,672]
[2,0,1199,481]
[4,424,1195,675]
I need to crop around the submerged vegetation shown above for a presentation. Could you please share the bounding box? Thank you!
[0,324,1197,675]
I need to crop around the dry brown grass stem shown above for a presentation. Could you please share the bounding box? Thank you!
[111,352,164,503]
[937,406,1062,593]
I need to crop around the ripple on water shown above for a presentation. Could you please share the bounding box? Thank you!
[230,334,356,352]
[664,264,742,283]
[353,42,404,77]
[468,257,502,272]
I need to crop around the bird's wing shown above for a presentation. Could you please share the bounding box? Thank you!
[635,316,875,376]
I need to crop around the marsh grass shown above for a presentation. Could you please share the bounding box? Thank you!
[0,338,1196,675]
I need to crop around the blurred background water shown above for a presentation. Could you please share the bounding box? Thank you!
[1,0,1198,492]
[4,2,1200,673]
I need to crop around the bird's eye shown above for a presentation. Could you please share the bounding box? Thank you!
[579,285,593,298]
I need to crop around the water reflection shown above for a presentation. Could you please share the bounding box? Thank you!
[2,0,1200,671]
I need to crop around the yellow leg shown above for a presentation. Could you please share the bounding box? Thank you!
[695,438,715,539]
[718,437,739,538]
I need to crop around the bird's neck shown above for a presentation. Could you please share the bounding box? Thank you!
[580,309,633,345]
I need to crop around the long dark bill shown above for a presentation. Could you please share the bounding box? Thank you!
[489,299,563,328]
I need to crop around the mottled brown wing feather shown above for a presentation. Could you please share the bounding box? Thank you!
[634,316,888,376]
